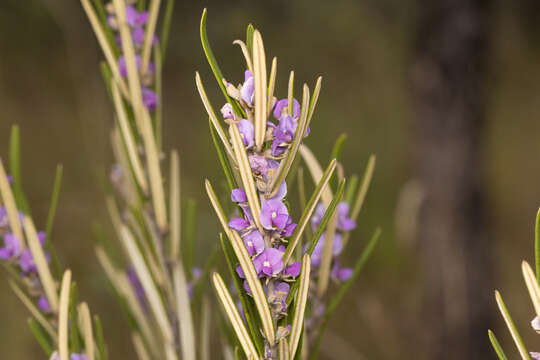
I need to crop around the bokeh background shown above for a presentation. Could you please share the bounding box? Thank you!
[1,0,540,358]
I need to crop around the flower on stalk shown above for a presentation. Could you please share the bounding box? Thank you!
[253,248,284,277]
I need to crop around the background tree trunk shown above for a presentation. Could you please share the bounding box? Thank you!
[411,0,494,358]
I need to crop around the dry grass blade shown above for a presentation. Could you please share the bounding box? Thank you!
[0,160,25,248]
[253,30,267,151]
[78,302,95,360]
[24,216,59,311]
[111,81,149,194]
[170,150,181,259]
[522,261,540,318]
[298,145,333,206]
[141,0,161,75]
[283,159,336,264]
[173,263,196,360]
[120,225,174,344]
[80,0,129,97]
[267,57,277,117]
[212,272,259,359]
[229,230,274,344]
[9,279,57,341]
[233,40,253,73]
[58,270,72,360]
[289,255,311,358]
[495,290,531,360]
[229,124,263,231]
[195,72,234,157]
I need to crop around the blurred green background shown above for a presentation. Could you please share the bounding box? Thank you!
[1,0,540,358]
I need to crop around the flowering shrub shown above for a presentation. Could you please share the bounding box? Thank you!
[0,1,379,359]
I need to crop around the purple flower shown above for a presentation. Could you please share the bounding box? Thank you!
[240,71,254,106]
[228,218,250,231]
[231,188,247,203]
[118,56,155,78]
[237,119,255,148]
[142,87,158,111]
[337,203,356,232]
[311,202,356,233]
[531,353,540,360]
[270,282,290,313]
[532,316,540,332]
[260,199,290,231]
[331,262,353,282]
[19,250,38,274]
[309,233,343,267]
[70,354,89,360]
[253,248,284,277]
[283,262,301,277]
[0,233,22,261]
[38,295,51,313]
[271,116,297,156]
[273,98,300,120]
[243,230,265,257]
[221,103,235,120]
[281,222,297,238]
[249,155,269,177]
[0,207,8,228]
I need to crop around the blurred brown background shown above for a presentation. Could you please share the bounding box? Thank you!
[1,0,540,358]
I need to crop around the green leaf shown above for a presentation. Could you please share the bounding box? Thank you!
[183,198,197,272]
[69,283,81,353]
[246,24,254,57]
[99,62,114,101]
[160,0,175,61]
[199,9,244,117]
[92,0,119,57]
[9,125,29,214]
[28,318,53,356]
[495,290,531,360]
[344,174,358,206]
[94,315,108,360]
[219,234,264,355]
[209,118,237,193]
[488,330,508,360]
[44,164,63,277]
[330,133,347,162]
[310,227,381,360]
[329,133,347,190]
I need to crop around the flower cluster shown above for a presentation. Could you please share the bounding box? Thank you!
[105,0,158,111]
[309,202,355,282]
[50,351,88,360]
[222,71,307,322]
[0,204,52,314]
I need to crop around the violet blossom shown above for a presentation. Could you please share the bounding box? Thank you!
[253,248,284,277]
[260,199,290,231]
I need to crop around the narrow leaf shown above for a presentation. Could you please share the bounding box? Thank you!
[160,0,175,60]
[213,272,259,359]
[536,208,540,284]
[0,160,25,248]
[25,216,59,311]
[173,262,196,360]
[209,118,236,192]
[289,255,310,358]
[522,261,540,319]
[28,318,53,356]
[140,0,161,75]
[78,302,95,360]
[489,329,508,360]
[267,57,277,117]
[9,125,29,213]
[44,164,63,277]
[170,150,181,260]
[58,270,72,360]
[279,338,290,360]
[253,30,267,151]
[495,290,531,360]
[199,9,243,116]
